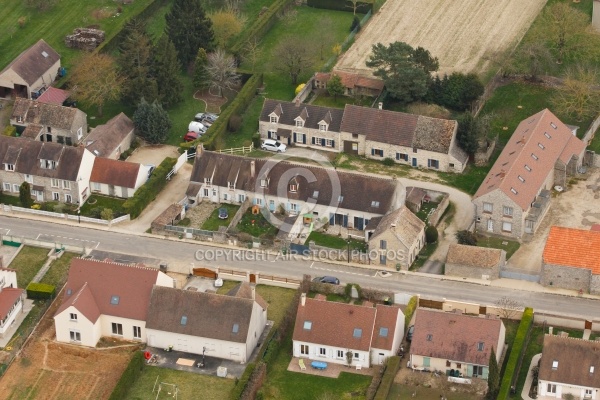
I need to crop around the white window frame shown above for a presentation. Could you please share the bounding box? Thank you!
[92,182,101,191]
[319,347,326,356]
[65,194,72,203]
[77,127,83,140]
[25,174,33,184]
[503,206,513,217]
[52,192,59,201]
[319,123,327,132]
[295,119,303,127]
[223,193,228,201]
[255,198,263,206]
[133,326,142,339]
[12,184,19,193]
[62,180,71,190]
[3,183,11,191]
[111,322,123,336]
[290,203,298,211]
[487,220,494,232]
[4,164,14,172]
[69,330,81,342]
[547,384,556,394]
[483,202,493,213]
[270,116,278,123]
[238,194,245,202]
[51,178,59,188]
[337,350,344,359]
[69,313,77,321]
[325,139,333,147]
[203,188,209,197]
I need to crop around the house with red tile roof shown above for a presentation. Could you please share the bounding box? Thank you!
[409,309,505,379]
[36,87,70,106]
[314,71,384,98]
[0,39,61,99]
[538,335,600,399]
[541,226,600,294]
[0,268,24,336]
[473,109,586,239]
[53,258,173,347]
[90,158,147,198]
[292,293,404,368]
[258,99,467,173]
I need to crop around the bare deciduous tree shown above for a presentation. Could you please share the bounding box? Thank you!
[494,296,524,320]
[205,49,241,97]
[274,37,314,85]
[511,41,555,81]
[243,38,260,72]
[551,64,600,122]
[346,0,361,15]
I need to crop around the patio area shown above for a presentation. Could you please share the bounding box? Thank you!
[287,357,375,379]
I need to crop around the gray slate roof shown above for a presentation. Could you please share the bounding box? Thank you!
[1,39,60,85]
[85,113,134,157]
[12,98,80,130]
[260,99,344,132]
[539,335,600,388]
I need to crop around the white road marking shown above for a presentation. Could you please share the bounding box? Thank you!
[310,265,370,277]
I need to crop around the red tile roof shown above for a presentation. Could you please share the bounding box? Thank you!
[371,304,402,351]
[474,109,585,211]
[410,309,503,366]
[37,87,70,106]
[54,258,161,322]
[90,157,142,188]
[0,288,23,320]
[591,224,600,232]
[543,226,600,274]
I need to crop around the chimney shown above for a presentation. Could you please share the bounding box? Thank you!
[251,284,256,300]
[378,102,383,110]
[250,160,255,178]
[301,293,306,306]
[295,98,300,107]
[549,326,553,335]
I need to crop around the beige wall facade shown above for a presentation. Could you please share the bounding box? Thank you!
[368,226,425,269]
[541,263,592,292]
[0,59,60,98]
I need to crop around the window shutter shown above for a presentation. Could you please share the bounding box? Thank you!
[329,213,334,225]
[293,132,297,142]
[396,153,400,160]
[371,148,374,156]
[343,214,348,227]
[331,140,335,148]
[321,139,326,147]
[303,134,306,144]
[312,137,315,145]
[381,150,384,157]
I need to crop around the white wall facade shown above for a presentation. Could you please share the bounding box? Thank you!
[0,269,18,289]
[99,315,146,343]
[0,59,60,98]
[293,340,371,368]
[538,380,598,399]
[0,295,22,335]
[91,182,135,199]
[75,149,95,205]
[54,305,101,347]
[370,309,405,365]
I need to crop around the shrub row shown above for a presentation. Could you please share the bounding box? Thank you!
[26,282,56,299]
[183,74,263,151]
[404,296,418,329]
[498,307,534,400]
[230,362,256,400]
[122,157,176,218]
[108,351,145,400]
[373,356,401,400]
[229,0,295,56]
[307,0,373,13]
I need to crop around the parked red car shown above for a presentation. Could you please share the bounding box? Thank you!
[183,131,199,142]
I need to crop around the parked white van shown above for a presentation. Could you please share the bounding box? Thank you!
[188,121,207,135]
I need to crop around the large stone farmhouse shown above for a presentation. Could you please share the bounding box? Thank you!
[258,99,468,173]
[472,109,586,239]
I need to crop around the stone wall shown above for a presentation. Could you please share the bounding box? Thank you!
[474,137,496,167]
[424,189,449,227]
[473,190,524,239]
[445,263,499,280]
[590,274,600,296]
[540,263,592,292]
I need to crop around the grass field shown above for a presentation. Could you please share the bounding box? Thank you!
[477,235,520,260]
[79,194,126,217]
[236,209,279,239]
[311,93,372,109]
[0,0,154,71]
[201,204,239,231]
[125,368,235,400]
[304,231,367,252]
[8,246,49,286]
[39,252,78,287]
[222,95,265,148]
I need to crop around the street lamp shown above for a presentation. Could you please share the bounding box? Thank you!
[347,237,351,264]
[77,209,80,224]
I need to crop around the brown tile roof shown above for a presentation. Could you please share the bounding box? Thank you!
[543,226,600,274]
[21,123,43,139]
[406,187,427,206]
[189,151,399,215]
[54,258,160,322]
[146,286,258,343]
[0,135,84,181]
[324,71,385,91]
[369,206,425,247]
[539,335,600,387]
[293,297,377,351]
[260,99,344,132]
[152,204,184,228]
[12,98,80,130]
[37,87,70,106]
[85,113,134,157]
[474,109,585,211]
[1,39,60,86]
[0,288,24,320]
[371,304,402,351]
[446,244,503,269]
[226,282,269,310]
[90,157,142,188]
[410,309,504,366]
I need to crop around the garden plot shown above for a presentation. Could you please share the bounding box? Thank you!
[336,0,546,76]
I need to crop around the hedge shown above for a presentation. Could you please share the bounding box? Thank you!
[109,351,145,400]
[404,296,418,329]
[229,0,295,56]
[373,356,401,400]
[307,0,373,13]
[182,73,263,151]
[122,157,177,218]
[230,362,256,400]
[26,282,56,300]
[498,307,534,400]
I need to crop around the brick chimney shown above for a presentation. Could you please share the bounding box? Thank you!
[295,98,300,107]
[378,102,383,110]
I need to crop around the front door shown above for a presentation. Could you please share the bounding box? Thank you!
[354,217,364,230]
[108,185,115,196]
[35,190,44,202]
[525,220,534,233]
[343,141,359,155]
[378,353,386,365]
[412,158,417,167]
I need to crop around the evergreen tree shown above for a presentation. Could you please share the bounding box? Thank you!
[133,98,172,144]
[487,347,500,399]
[152,36,184,108]
[19,182,33,208]
[456,113,479,156]
[193,48,210,90]
[165,0,215,67]
[327,74,345,100]
[119,28,157,104]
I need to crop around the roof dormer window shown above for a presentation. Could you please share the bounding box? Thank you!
[228,182,235,189]
[295,119,304,127]
[289,184,297,193]
[205,177,211,185]
[371,201,380,208]
[39,159,57,169]
[260,179,268,188]
[319,123,327,132]
[4,164,14,172]
[270,116,278,123]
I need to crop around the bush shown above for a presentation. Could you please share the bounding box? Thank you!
[404,296,418,328]
[108,351,145,400]
[344,283,361,300]
[228,114,242,132]
[252,132,261,148]
[100,208,114,221]
[374,356,401,400]
[382,157,395,166]
[425,226,438,243]
[456,230,477,245]
[229,362,256,400]
[26,282,56,299]
[122,157,177,218]
[350,15,361,32]
[498,307,534,400]
[307,0,373,13]
[3,125,16,137]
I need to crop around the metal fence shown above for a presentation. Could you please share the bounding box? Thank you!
[499,268,540,283]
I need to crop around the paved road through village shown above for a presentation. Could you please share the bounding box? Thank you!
[0,215,597,320]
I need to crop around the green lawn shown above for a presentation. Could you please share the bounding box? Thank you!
[124,367,235,400]
[476,235,521,260]
[0,0,154,71]
[236,209,279,239]
[311,93,372,109]
[222,95,265,148]
[411,242,438,271]
[39,252,78,287]
[304,231,367,252]
[587,127,600,153]
[8,246,49,287]
[415,202,439,223]
[260,334,372,399]
[0,193,22,206]
[79,194,126,217]
[201,204,240,231]
[388,383,481,400]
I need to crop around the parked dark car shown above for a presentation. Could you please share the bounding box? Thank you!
[406,325,415,342]
[312,276,340,285]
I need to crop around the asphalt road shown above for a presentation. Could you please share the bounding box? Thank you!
[1,215,598,320]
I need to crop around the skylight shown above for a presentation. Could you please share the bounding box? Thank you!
[525,165,532,172]
[181,316,188,325]
[550,122,557,129]
[510,188,518,195]
[591,366,595,374]
[338,195,344,202]
[518,176,525,183]
[232,323,239,334]
[110,295,120,305]
[371,201,380,208]
[379,327,388,337]
[477,342,484,351]
[353,328,362,338]
[552,360,558,370]
[66,289,72,295]
[544,132,551,139]
[538,143,545,150]
[42,51,49,58]
[303,321,312,330]
[531,153,538,161]
[426,334,433,341]
[313,191,319,198]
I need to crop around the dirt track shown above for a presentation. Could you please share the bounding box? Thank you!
[336,0,546,76]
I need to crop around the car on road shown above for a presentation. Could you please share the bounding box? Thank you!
[312,276,340,285]
[406,325,415,342]
[218,207,229,220]
[188,121,207,135]
[183,131,199,142]
[261,139,286,153]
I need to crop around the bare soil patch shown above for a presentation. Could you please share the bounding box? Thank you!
[336,0,546,76]
[0,296,138,400]
[394,365,487,399]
